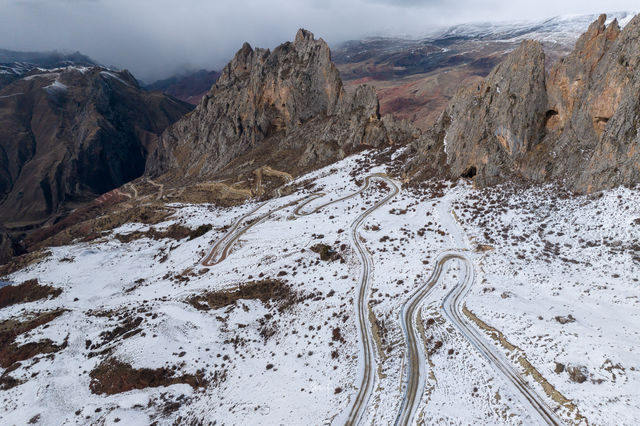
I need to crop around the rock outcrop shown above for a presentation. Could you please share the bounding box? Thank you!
[0,67,193,228]
[406,14,640,193]
[147,29,416,182]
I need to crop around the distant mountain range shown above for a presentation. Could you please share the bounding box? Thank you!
[332,12,636,129]
[0,49,97,89]
[0,56,193,262]
[0,48,221,105]
[1,11,639,264]
[145,69,221,105]
[0,48,95,68]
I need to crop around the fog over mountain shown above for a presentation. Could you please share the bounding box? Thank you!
[0,0,638,83]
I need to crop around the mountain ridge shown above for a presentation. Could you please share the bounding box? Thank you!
[146,29,417,188]
[404,13,640,193]
[0,65,193,262]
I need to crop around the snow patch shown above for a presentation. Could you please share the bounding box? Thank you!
[43,80,68,95]
[100,71,131,87]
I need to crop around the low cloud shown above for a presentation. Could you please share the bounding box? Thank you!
[0,0,636,81]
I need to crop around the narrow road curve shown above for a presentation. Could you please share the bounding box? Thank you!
[201,201,269,266]
[200,173,400,426]
[442,254,562,426]
[343,175,399,426]
[293,173,389,217]
[394,252,462,426]
[146,178,164,200]
[202,172,390,267]
[395,249,562,425]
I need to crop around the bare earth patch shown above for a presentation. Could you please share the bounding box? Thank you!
[0,279,62,309]
[187,279,301,313]
[0,309,67,371]
[115,223,213,243]
[89,358,207,395]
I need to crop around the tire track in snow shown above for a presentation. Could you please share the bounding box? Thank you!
[395,200,563,425]
[342,175,399,426]
[199,173,401,425]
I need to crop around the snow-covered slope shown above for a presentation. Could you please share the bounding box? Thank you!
[1,151,639,425]
[428,12,637,45]
[0,49,97,89]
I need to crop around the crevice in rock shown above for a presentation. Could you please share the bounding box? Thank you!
[544,109,558,121]
[461,166,477,179]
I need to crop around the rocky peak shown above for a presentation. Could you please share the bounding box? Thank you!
[295,28,314,43]
[406,13,640,192]
[546,14,622,134]
[147,29,413,182]
[577,14,620,48]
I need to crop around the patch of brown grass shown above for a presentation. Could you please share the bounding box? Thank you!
[0,279,61,309]
[87,315,144,358]
[115,223,191,243]
[115,223,213,244]
[26,205,173,250]
[173,182,251,206]
[310,243,341,261]
[187,279,300,313]
[89,358,207,395]
[0,309,67,368]
[0,372,22,390]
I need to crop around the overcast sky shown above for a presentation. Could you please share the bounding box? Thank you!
[0,0,637,82]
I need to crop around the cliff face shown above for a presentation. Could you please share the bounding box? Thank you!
[147,29,416,181]
[0,67,192,228]
[437,40,548,185]
[407,14,640,193]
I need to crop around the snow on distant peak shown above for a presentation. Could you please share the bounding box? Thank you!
[615,11,638,28]
[43,80,67,95]
[425,11,638,44]
[24,72,59,81]
[99,70,131,87]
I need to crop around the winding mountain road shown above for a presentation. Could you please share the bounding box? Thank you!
[202,173,393,268]
[441,254,562,425]
[198,173,560,425]
[293,173,390,217]
[394,252,462,426]
[342,175,399,426]
[201,201,269,266]
[395,202,563,425]
[199,173,401,425]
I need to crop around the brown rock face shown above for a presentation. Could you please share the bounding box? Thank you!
[147,29,416,181]
[0,67,192,229]
[436,40,547,186]
[407,14,640,193]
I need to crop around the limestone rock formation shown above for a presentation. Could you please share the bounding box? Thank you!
[0,67,193,228]
[147,29,416,182]
[406,13,640,193]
